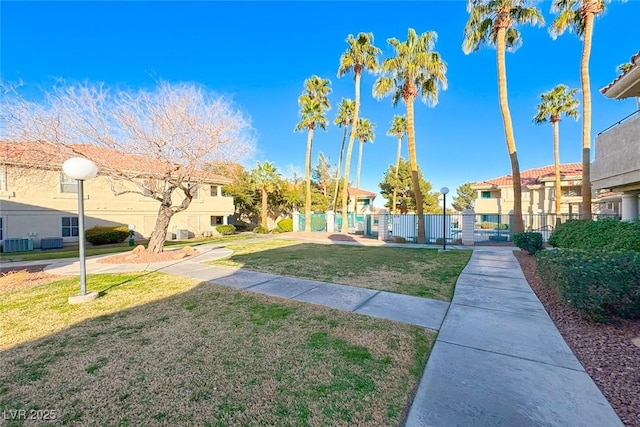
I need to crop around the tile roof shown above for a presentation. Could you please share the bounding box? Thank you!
[347,187,377,198]
[0,141,230,184]
[600,51,640,96]
[472,163,582,187]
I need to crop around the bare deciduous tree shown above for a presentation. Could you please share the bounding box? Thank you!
[1,81,254,253]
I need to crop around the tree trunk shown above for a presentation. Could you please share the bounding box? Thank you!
[305,127,314,232]
[496,27,524,233]
[580,12,594,218]
[553,120,562,215]
[341,73,361,233]
[261,188,268,229]
[392,136,402,214]
[354,139,363,214]
[332,126,348,210]
[147,204,174,253]
[406,96,425,243]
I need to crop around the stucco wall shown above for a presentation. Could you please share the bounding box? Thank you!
[592,113,640,191]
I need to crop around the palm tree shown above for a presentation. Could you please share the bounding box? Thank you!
[550,0,609,218]
[251,161,281,229]
[337,32,381,232]
[533,84,580,224]
[373,28,447,243]
[294,75,331,232]
[463,0,544,234]
[332,98,355,210]
[353,117,375,213]
[387,115,407,214]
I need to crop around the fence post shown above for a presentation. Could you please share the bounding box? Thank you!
[292,209,300,232]
[326,210,335,233]
[378,208,389,241]
[461,208,475,246]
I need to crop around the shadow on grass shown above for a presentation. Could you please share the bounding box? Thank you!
[0,272,433,427]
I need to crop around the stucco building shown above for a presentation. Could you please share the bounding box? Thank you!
[592,51,640,221]
[0,142,234,248]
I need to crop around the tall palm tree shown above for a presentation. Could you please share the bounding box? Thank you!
[533,84,580,223]
[463,0,544,234]
[387,115,407,214]
[373,28,447,243]
[550,0,609,218]
[294,75,331,232]
[251,161,281,229]
[353,117,375,213]
[332,98,355,210]
[337,32,381,232]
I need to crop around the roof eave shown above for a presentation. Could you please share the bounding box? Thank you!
[601,66,640,99]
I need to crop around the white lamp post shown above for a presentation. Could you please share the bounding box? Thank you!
[63,157,98,304]
[440,187,449,251]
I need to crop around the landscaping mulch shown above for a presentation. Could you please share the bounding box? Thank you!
[514,251,640,427]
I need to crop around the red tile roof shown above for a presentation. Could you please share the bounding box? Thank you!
[0,141,230,184]
[600,51,640,96]
[473,163,582,187]
[347,187,377,198]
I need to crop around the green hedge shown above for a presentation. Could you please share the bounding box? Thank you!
[216,224,236,235]
[513,232,543,255]
[85,225,130,245]
[536,249,640,322]
[477,222,508,230]
[277,218,293,233]
[548,219,640,252]
[253,226,268,234]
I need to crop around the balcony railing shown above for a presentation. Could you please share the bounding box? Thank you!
[597,109,639,136]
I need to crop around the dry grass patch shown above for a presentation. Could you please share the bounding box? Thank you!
[0,273,434,426]
[212,240,471,300]
[0,269,61,293]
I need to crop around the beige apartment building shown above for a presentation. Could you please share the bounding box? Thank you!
[592,51,640,221]
[346,187,377,213]
[0,142,234,247]
[472,163,584,217]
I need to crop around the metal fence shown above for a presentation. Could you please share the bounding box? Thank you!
[298,214,327,232]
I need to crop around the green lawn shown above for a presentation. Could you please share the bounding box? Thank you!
[0,272,434,426]
[0,234,258,262]
[211,239,471,300]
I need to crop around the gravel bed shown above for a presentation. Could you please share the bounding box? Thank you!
[514,251,640,427]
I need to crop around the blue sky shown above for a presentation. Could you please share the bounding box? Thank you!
[2,1,638,207]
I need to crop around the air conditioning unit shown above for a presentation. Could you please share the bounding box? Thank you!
[175,229,189,240]
[40,237,64,250]
[3,238,34,253]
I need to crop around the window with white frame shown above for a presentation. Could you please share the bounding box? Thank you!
[60,173,77,193]
[61,216,79,237]
[0,167,7,191]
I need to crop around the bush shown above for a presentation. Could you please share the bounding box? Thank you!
[536,249,640,322]
[277,218,293,233]
[253,225,268,234]
[232,223,248,232]
[513,232,543,255]
[477,222,508,230]
[548,219,640,252]
[215,224,236,235]
[85,225,129,245]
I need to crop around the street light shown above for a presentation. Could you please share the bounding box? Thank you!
[63,157,98,304]
[440,187,449,251]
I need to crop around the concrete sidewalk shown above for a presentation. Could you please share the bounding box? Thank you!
[405,247,623,427]
[31,242,622,425]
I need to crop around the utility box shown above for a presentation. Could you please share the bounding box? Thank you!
[175,229,189,240]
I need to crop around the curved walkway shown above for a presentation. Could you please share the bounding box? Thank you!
[9,241,623,426]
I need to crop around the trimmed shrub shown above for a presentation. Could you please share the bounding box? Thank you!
[393,236,407,244]
[232,223,248,232]
[253,226,268,234]
[215,224,236,235]
[548,219,640,252]
[536,249,640,322]
[477,222,508,230]
[85,225,129,245]
[513,232,543,255]
[277,218,293,233]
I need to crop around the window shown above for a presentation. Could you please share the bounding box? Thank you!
[0,167,6,191]
[210,185,221,197]
[521,190,530,201]
[481,191,491,199]
[210,216,224,226]
[0,217,4,240]
[61,216,79,237]
[60,173,77,193]
[363,199,370,206]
